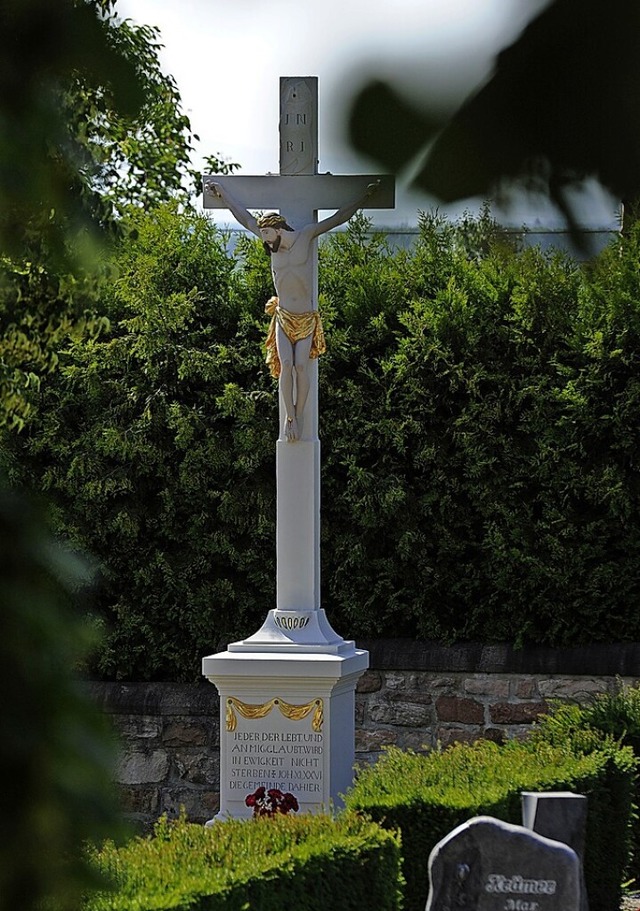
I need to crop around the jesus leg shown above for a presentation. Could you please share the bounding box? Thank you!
[292,333,314,436]
[275,323,298,441]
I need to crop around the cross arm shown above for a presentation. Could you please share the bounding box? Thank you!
[203,174,395,213]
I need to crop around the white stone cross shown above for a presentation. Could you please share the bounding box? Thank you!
[203,77,394,653]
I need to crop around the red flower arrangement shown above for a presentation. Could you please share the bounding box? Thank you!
[245,786,299,818]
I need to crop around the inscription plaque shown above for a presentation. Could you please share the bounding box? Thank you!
[223,696,325,813]
[279,76,317,175]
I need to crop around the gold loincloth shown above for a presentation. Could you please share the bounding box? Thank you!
[264,296,326,379]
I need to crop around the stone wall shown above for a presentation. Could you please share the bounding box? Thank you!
[88,681,220,829]
[89,640,640,830]
[354,639,640,758]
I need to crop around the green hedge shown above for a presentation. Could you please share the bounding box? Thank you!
[3,204,278,679]
[5,204,640,678]
[532,685,640,884]
[344,739,636,911]
[85,812,402,911]
[319,213,640,647]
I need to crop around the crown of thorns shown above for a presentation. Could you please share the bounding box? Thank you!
[256,212,293,230]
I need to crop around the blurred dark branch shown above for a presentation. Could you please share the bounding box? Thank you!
[349,0,640,233]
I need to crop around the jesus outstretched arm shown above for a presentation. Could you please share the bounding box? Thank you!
[307,180,381,238]
[205,181,260,234]
[205,179,379,442]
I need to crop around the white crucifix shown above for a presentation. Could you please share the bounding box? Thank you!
[203,77,394,652]
[202,77,394,820]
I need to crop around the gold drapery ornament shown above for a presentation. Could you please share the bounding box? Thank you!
[226,696,324,733]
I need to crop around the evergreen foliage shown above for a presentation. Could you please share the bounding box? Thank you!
[8,205,276,679]
[320,212,640,645]
[532,683,640,883]
[5,205,640,679]
[344,738,636,911]
[85,812,402,911]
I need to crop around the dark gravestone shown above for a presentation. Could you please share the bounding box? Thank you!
[426,816,581,911]
[521,792,588,911]
[521,793,587,864]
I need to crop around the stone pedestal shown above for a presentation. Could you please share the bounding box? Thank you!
[202,646,368,819]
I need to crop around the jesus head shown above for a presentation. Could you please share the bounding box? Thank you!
[256,212,294,254]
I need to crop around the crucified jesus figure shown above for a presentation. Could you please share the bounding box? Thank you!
[206,180,379,442]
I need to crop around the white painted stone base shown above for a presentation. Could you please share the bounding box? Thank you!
[202,648,369,820]
[227,609,355,655]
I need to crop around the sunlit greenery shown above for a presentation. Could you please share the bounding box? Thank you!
[4,206,640,678]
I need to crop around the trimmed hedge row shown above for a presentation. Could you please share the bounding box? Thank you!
[344,739,636,911]
[532,685,640,883]
[82,717,637,911]
[86,812,402,911]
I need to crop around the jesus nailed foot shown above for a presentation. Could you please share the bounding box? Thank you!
[284,416,300,442]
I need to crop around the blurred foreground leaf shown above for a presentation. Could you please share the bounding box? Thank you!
[349,0,640,223]
[0,480,121,911]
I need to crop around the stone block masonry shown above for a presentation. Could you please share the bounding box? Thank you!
[356,670,577,756]
[354,640,640,760]
[88,641,640,831]
[88,682,220,829]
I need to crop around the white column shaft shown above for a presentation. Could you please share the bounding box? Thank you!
[276,433,320,611]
